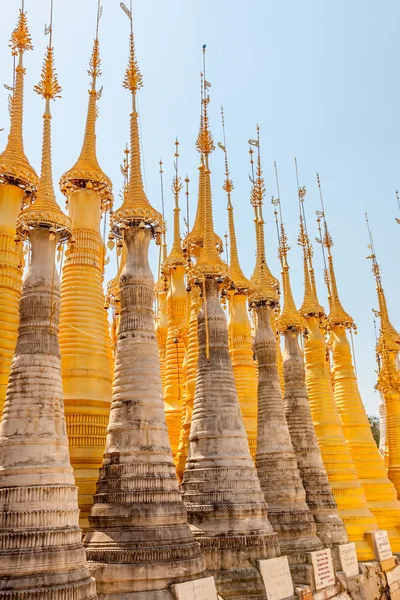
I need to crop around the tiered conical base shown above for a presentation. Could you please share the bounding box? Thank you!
[0,228,96,600]
[254,305,322,567]
[304,317,377,560]
[331,325,400,551]
[182,279,280,600]
[59,188,113,531]
[84,226,205,598]
[282,330,348,549]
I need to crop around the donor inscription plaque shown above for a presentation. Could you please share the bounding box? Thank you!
[258,556,294,600]
[171,576,219,600]
[310,549,335,590]
[338,542,359,578]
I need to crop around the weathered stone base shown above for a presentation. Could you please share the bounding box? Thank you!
[187,531,279,599]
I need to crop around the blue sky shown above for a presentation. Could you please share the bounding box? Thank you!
[1,0,399,415]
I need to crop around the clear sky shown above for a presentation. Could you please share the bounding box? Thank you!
[1,0,399,416]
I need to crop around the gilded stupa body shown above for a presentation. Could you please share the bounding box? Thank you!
[0,8,38,416]
[58,26,114,530]
[321,209,400,551]
[163,141,187,458]
[298,202,377,560]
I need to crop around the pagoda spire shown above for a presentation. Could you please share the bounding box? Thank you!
[85,6,205,594]
[365,213,400,354]
[181,51,279,598]
[275,200,307,334]
[58,0,114,530]
[164,139,185,268]
[19,22,69,236]
[297,183,324,318]
[60,0,112,205]
[366,214,400,497]
[298,178,377,560]
[0,8,96,595]
[221,109,249,291]
[0,2,38,189]
[163,139,187,457]
[249,152,323,568]
[220,109,257,456]
[274,189,348,550]
[192,52,227,279]
[317,174,400,551]
[249,132,279,296]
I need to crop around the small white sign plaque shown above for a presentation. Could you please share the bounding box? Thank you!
[171,576,219,600]
[310,549,335,590]
[372,530,393,562]
[259,556,294,600]
[338,542,359,578]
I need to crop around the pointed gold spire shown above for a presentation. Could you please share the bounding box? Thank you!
[317,175,354,329]
[0,4,38,189]
[250,133,279,292]
[17,27,70,240]
[219,108,249,290]
[297,181,324,317]
[193,48,227,279]
[184,74,221,255]
[365,213,400,354]
[60,2,112,206]
[248,133,278,305]
[274,191,307,333]
[164,139,185,269]
[111,5,162,234]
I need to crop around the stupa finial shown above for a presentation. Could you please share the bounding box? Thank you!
[365,212,400,353]
[111,1,162,235]
[219,106,249,291]
[193,48,228,279]
[317,173,354,330]
[296,159,324,318]
[274,164,306,333]
[60,0,112,206]
[17,0,70,241]
[0,1,38,189]
[248,129,278,305]
[164,139,185,268]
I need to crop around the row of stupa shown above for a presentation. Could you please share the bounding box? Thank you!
[0,2,400,599]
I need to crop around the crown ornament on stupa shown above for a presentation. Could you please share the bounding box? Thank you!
[17,19,71,241]
[111,2,162,237]
[60,0,112,208]
[0,3,38,189]
[192,47,228,279]
[248,130,279,305]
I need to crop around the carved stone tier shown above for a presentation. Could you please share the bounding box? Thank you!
[0,184,25,417]
[304,316,377,560]
[84,225,205,598]
[282,330,348,549]
[60,188,113,531]
[331,324,400,551]
[254,305,322,565]
[182,278,280,600]
[0,228,96,599]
